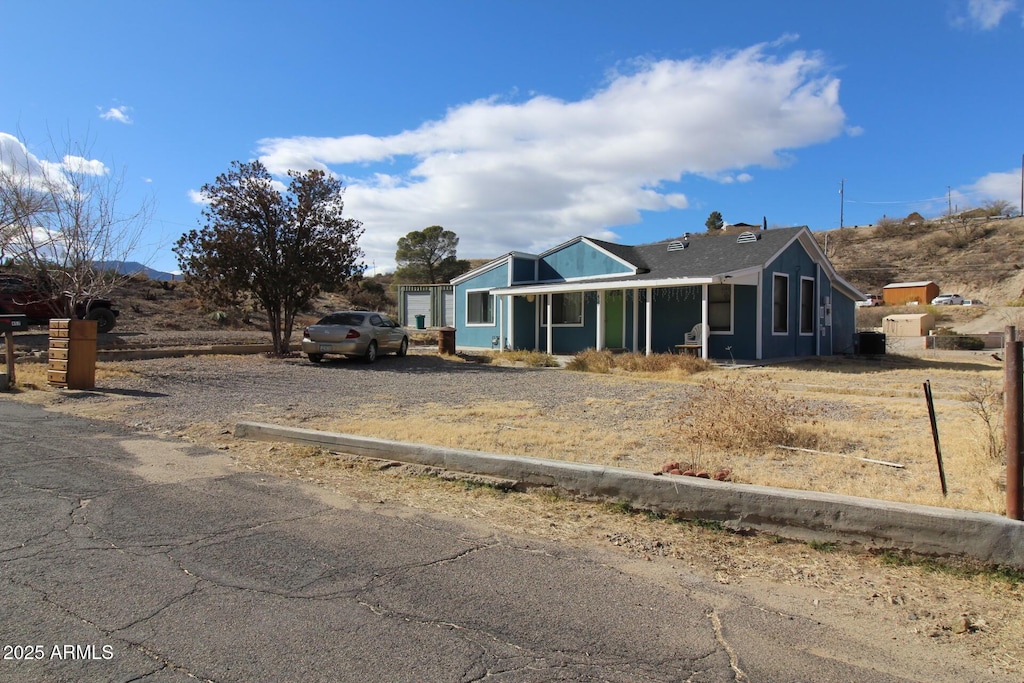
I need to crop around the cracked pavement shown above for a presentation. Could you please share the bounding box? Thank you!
[0,399,1003,682]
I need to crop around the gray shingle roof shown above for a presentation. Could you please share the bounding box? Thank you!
[587,226,805,281]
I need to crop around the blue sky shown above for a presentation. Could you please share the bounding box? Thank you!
[2,0,1023,275]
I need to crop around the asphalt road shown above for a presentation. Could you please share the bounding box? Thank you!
[0,399,990,682]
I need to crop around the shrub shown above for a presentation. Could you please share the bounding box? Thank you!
[566,349,714,376]
[566,348,614,373]
[932,329,985,350]
[677,375,821,452]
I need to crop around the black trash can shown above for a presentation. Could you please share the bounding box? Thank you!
[856,331,886,355]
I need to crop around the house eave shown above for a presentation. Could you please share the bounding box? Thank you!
[490,276,717,296]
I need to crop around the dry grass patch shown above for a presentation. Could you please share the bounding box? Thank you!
[567,349,714,378]
[313,399,662,465]
[481,350,560,367]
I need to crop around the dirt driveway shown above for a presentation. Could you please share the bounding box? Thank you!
[5,350,1024,678]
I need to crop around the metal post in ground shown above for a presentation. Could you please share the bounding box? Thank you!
[1005,326,1023,520]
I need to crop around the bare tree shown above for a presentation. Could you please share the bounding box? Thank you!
[0,132,153,319]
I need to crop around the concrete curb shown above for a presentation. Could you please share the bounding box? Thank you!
[234,421,1024,568]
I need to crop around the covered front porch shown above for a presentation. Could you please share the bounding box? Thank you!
[488,275,759,360]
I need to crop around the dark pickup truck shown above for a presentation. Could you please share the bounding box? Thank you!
[0,273,119,333]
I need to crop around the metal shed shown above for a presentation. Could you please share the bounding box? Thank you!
[397,284,454,328]
[883,312,935,337]
[882,281,940,306]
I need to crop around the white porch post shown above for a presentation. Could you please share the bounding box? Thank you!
[498,295,504,352]
[534,297,540,351]
[631,289,639,353]
[507,295,514,350]
[700,283,709,360]
[546,294,553,355]
[644,287,653,356]
[596,290,605,351]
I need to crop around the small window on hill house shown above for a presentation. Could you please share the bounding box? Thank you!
[800,278,815,335]
[467,291,493,325]
[541,292,583,326]
[773,274,789,334]
[709,284,732,333]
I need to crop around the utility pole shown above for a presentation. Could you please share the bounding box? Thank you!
[839,179,845,228]
[1020,153,1023,217]
[947,186,952,218]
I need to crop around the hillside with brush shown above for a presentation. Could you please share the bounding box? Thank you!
[815,215,1024,306]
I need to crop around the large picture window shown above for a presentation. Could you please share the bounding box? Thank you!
[708,284,732,333]
[541,292,583,326]
[773,274,789,334]
[466,290,493,325]
[800,277,815,335]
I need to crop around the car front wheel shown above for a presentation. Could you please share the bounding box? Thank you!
[364,341,378,364]
[307,353,323,363]
[396,337,408,357]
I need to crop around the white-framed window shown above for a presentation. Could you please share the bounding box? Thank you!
[708,284,733,333]
[799,277,815,335]
[466,290,494,325]
[773,273,789,334]
[541,292,584,326]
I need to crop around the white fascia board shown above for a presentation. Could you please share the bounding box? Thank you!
[491,276,715,296]
[534,271,640,285]
[537,235,585,258]
[450,254,512,285]
[792,229,866,302]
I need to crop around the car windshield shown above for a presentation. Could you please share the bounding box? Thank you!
[317,313,365,326]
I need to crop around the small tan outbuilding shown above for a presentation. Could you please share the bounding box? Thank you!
[883,312,935,337]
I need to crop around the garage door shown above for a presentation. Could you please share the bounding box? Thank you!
[404,291,431,327]
[442,290,454,327]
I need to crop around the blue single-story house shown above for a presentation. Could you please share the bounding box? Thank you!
[451,226,863,361]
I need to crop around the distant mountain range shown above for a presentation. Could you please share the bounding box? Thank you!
[95,261,179,281]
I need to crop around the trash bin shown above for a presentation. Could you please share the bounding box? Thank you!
[415,314,426,330]
[856,331,886,355]
[438,327,456,355]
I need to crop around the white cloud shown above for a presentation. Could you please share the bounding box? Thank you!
[958,0,1018,29]
[187,189,210,205]
[0,132,108,195]
[964,168,1023,209]
[256,42,846,271]
[99,105,133,124]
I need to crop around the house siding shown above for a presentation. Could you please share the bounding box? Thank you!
[762,240,820,359]
[454,262,509,349]
[538,241,633,282]
[512,257,536,283]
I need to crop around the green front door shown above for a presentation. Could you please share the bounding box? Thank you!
[605,290,624,349]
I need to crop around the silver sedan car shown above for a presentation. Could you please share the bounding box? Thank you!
[301,311,409,364]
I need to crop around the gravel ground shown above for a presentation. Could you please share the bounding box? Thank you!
[66,350,695,438]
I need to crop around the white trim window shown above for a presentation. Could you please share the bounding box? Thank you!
[466,290,494,326]
[773,273,789,334]
[799,277,815,335]
[541,292,584,326]
[708,284,733,334]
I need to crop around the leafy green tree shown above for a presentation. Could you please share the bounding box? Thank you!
[394,225,470,283]
[705,211,724,232]
[174,160,364,354]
